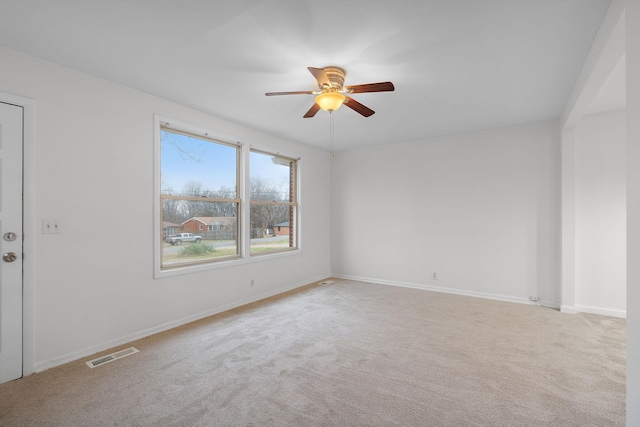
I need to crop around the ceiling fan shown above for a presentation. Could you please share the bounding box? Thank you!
[265,66,395,118]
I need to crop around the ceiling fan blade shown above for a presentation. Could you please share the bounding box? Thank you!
[344,96,375,117]
[265,90,315,96]
[308,67,331,89]
[345,82,395,94]
[303,103,321,118]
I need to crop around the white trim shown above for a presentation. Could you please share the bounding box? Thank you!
[34,274,325,372]
[0,91,36,377]
[156,115,243,148]
[153,115,163,276]
[575,304,626,319]
[333,274,561,309]
[241,141,250,258]
[560,305,578,314]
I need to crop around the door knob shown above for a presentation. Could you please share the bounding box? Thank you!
[2,252,17,262]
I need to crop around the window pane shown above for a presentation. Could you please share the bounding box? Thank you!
[249,150,298,256]
[161,129,237,199]
[161,200,239,267]
[250,205,296,255]
[160,126,239,270]
[162,198,237,224]
[249,151,294,202]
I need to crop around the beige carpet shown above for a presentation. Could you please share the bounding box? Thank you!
[0,279,626,426]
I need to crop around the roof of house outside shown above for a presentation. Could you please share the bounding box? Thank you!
[163,221,183,228]
[182,216,237,226]
[274,221,290,227]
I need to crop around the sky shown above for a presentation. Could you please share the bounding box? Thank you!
[161,130,290,196]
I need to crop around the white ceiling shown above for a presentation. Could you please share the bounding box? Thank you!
[0,0,613,151]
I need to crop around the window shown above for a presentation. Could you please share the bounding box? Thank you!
[155,117,301,276]
[249,150,298,255]
[159,124,240,269]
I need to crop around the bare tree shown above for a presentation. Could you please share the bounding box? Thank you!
[250,177,289,231]
[180,181,208,219]
[162,178,289,231]
[162,199,183,223]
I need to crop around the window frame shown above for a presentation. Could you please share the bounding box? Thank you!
[248,148,299,257]
[153,115,302,279]
[157,120,242,271]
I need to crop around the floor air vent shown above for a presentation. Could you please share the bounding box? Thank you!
[86,347,139,368]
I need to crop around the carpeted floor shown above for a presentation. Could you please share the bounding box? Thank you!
[0,279,626,426]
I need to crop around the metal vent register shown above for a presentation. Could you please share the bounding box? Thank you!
[86,347,139,368]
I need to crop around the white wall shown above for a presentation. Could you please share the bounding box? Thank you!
[560,0,627,319]
[574,111,626,316]
[560,127,577,313]
[626,0,640,423]
[0,46,331,371]
[331,121,560,306]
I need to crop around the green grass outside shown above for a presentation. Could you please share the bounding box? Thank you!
[161,238,292,265]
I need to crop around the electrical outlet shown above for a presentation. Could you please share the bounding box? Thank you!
[42,219,62,234]
[250,279,255,288]
[432,272,437,280]
[529,296,539,302]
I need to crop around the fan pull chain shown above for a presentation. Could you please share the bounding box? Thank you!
[329,111,335,159]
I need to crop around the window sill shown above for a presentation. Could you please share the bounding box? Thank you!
[154,248,301,279]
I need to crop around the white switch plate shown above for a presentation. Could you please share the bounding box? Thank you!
[42,219,62,234]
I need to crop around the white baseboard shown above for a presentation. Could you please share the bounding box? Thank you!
[561,305,578,314]
[575,304,626,318]
[561,304,626,318]
[34,275,328,373]
[333,274,560,309]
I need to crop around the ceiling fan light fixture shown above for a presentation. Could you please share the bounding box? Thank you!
[315,91,345,112]
[266,66,393,118]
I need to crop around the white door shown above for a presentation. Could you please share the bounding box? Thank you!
[0,102,23,383]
